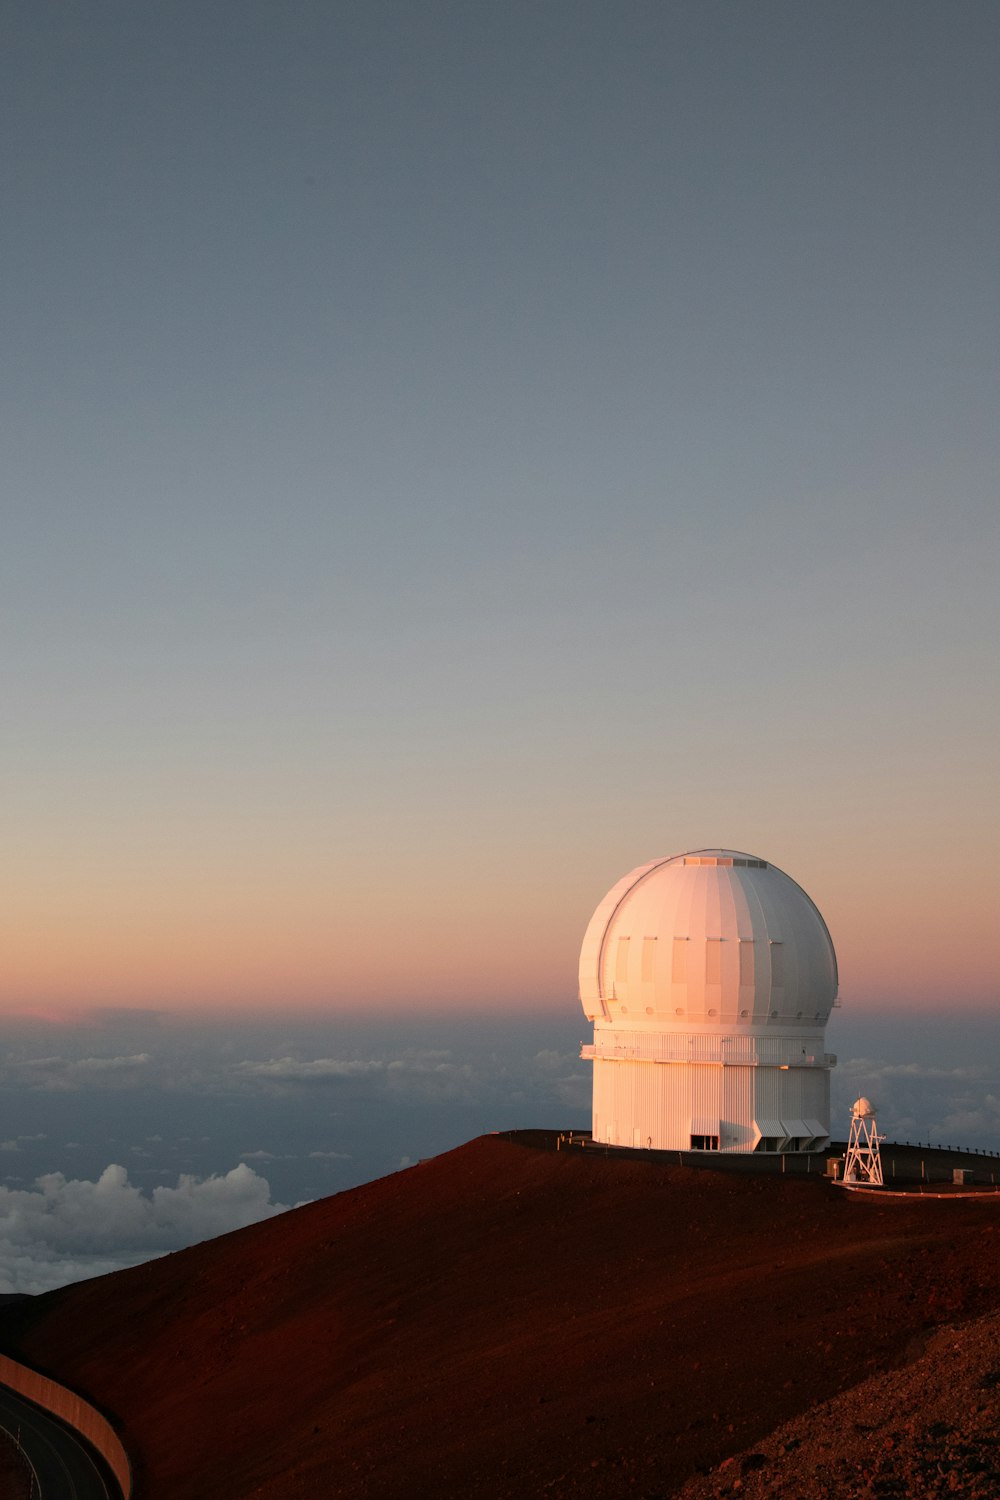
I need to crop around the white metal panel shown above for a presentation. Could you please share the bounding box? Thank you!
[590,1056,829,1153]
[688,1063,722,1127]
[579,850,837,1026]
[578,858,669,1021]
[722,1065,755,1150]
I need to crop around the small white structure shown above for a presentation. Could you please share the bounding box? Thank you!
[579,850,839,1153]
[842,1097,884,1185]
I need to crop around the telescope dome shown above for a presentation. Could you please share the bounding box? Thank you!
[579,849,838,1028]
[578,849,839,1154]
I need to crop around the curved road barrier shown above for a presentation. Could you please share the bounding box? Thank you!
[0,1384,114,1499]
[835,1182,1000,1201]
[0,1353,131,1498]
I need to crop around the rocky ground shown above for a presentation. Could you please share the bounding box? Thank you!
[677,1306,1000,1500]
[0,1135,997,1498]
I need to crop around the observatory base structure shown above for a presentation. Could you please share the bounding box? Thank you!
[586,1029,831,1153]
[579,852,839,1155]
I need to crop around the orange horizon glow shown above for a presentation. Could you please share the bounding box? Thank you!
[0,833,996,1019]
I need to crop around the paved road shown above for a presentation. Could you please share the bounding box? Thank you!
[0,1385,119,1499]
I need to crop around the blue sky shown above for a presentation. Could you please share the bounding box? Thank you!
[0,2,998,1288]
[2,2,998,1015]
[3,5,995,1014]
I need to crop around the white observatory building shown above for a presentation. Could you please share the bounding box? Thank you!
[579,850,838,1153]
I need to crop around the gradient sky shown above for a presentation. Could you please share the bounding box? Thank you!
[2,2,998,1018]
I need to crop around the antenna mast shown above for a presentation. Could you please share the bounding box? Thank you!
[843,1097,884,1186]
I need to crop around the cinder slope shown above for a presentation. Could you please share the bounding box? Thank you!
[677,1305,1000,1499]
[2,1136,999,1499]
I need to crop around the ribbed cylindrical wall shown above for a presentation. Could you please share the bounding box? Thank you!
[591,1054,830,1153]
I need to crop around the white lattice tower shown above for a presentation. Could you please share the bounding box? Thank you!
[842,1097,884,1185]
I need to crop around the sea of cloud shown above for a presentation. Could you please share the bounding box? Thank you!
[828,1011,1000,1148]
[0,1004,995,1294]
[0,1008,590,1293]
[0,1161,287,1295]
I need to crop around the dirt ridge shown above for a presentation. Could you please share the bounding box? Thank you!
[0,1135,997,1498]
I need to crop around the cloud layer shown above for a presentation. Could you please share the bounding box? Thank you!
[833,1056,1000,1148]
[1,1009,993,1299]
[0,1163,288,1296]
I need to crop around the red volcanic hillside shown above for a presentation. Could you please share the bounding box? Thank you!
[2,1136,1000,1499]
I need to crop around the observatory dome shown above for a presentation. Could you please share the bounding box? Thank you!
[578,850,838,1154]
[579,849,838,1029]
